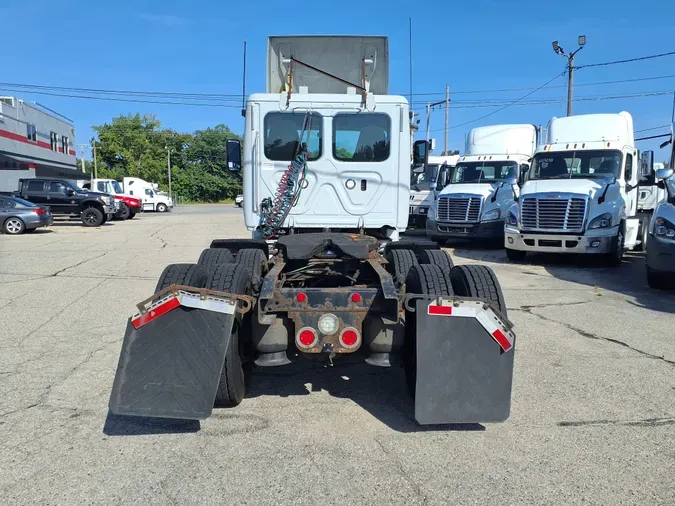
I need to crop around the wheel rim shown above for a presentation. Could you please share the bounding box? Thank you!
[6,219,22,233]
[158,204,166,212]
[85,211,98,224]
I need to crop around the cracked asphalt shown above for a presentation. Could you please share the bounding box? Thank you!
[1,205,674,505]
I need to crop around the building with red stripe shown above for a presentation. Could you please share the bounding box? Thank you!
[0,96,85,192]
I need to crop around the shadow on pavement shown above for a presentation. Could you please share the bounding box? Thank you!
[452,246,675,314]
[103,412,200,436]
[246,359,485,434]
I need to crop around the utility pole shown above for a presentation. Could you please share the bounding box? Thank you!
[444,84,450,155]
[552,35,586,116]
[77,144,87,172]
[425,102,431,143]
[92,141,98,179]
[166,145,172,200]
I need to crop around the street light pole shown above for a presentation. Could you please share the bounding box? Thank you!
[552,35,586,116]
[166,146,172,200]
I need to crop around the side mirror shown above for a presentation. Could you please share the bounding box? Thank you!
[657,180,666,190]
[504,176,518,187]
[413,140,429,168]
[226,139,242,172]
[518,164,529,186]
[67,189,75,196]
[656,167,674,180]
[640,150,654,176]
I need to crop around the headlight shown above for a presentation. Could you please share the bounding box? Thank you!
[482,209,501,222]
[588,213,612,229]
[655,217,675,239]
[506,211,518,226]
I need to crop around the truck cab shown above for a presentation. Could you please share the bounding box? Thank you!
[409,154,458,228]
[82,178,142,220]
[122,177,173,212]
[426,124,536,243]
[646,123,675,288]
[505,112,640,265]
[241,36,409,240]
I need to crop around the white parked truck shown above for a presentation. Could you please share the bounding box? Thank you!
[505,112,641,265]
[427,124,536,243]
[122,177,173,212]
[646,123,675,288]
[108,35,516,427]
[409,154,459,228]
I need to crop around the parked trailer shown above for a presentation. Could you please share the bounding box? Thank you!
[108,36,515,426]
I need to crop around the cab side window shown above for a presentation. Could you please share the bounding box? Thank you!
[49,182,69,194]
[145,189,154,197]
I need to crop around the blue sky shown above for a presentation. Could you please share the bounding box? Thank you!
[2,0,674,162]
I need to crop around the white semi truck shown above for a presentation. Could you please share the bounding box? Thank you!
[409,154,459,228]
[426,124,536,243]
[108,35,516,427]
[646,123,675,288]
[505,112,642,265]
[122,177,173,212]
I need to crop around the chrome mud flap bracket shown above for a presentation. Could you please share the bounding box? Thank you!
[405,295,516,425]
[109,287,252,420]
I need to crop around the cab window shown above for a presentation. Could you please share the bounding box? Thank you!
[145,189,154,196]
[264,112,322,161]
[333,113,390,162]
[49,182,69,194]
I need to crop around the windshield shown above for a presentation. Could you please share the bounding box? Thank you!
[410,163,440,191]
[451,161,517,184]
[530,150,622,180]
[111,181,123,194]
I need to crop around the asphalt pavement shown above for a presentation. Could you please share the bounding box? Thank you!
[0,205,673,505]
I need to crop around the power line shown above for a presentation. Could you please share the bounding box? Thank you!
[577,50,675,69]
[636,124,671,133]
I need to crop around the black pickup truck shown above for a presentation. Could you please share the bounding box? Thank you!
[7,179,117,227]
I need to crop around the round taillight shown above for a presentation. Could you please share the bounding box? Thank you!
[351,293,362,303]
[297,328,317,348]
[339,328,360,349]
[296,292,307,303]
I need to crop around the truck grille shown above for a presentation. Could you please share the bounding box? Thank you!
[437,196,482,223]
[520,196,587,232]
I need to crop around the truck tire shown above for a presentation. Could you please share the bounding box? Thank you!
[449,265,507,317]
[114,203,130,220]
[154,263,208,293]
[198,248,235,275]
[505,248,526,262]
[635,218,648,252]
[156,203,168,213]
[647,267,671,290]
[206,263,252,407]
[605,227,624,267]
[235,248,268,291]
[387,249,419,289]
[128,212,136,219]
[402,264,454,397]
[419,249,454,272]
[81,207,104,227]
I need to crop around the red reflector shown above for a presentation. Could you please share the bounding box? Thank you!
[340,329,359,347]
[298,329,316,347]
[34,208,46,215]
[428,305,452,316]
[296,292,307,303]
[492,329,513,352]
[131,296,181,329]
[351,293,362,303]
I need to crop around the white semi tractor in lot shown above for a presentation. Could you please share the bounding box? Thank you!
[426,124,536,244]
[646,123,675,288]
[122,177,173,212]
[504,112,643,265]
[409,154,459,228]
[108,35,516,427]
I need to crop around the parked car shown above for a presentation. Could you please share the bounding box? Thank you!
[0,195,53,234]
[82,179,142,220]
[10,178,116,227]
[235,194,243,207]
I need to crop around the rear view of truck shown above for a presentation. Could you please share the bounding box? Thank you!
[108,35,516,426]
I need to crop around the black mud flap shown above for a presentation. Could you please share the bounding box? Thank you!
[109,304,236,420]
[413,297,515,425]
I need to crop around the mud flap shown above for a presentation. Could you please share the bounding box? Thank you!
[109,291,238,420]
[413,297,515,425]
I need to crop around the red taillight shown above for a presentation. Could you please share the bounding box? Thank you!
[34,209,45,215]
[297,328,317,348]
[339,328,360,349]
[296,292,307,303]
[351,293,361,303]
